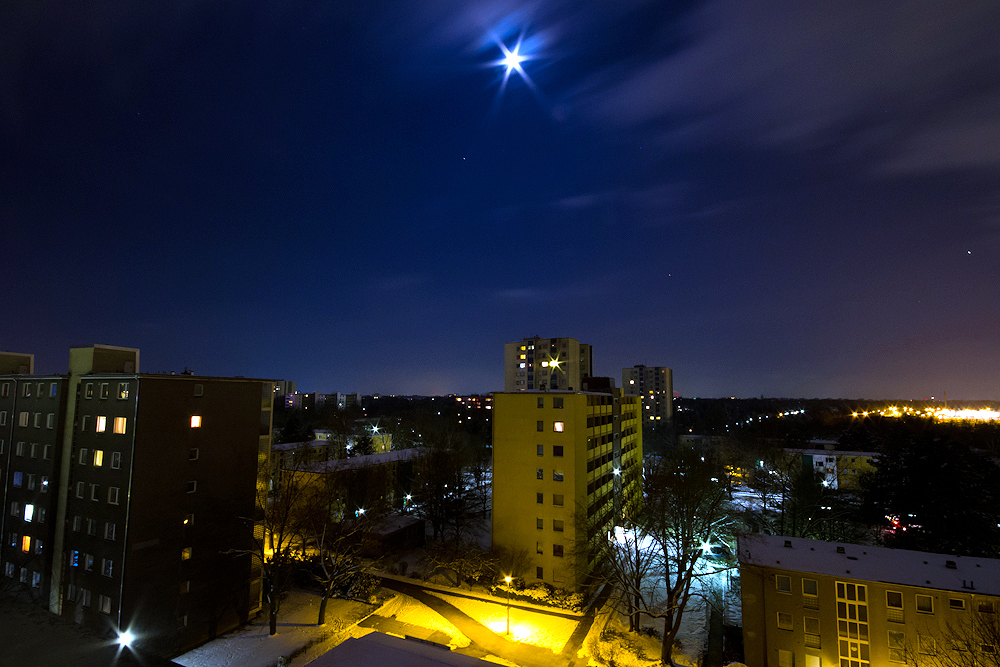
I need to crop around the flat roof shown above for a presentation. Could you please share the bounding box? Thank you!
[738,534,1000,595]
[303,448,420,473]
[786,448,879,458]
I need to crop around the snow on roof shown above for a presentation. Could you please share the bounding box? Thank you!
[785,448,879,458]
[312,633,493,666]
[738,534,1000,596]
[303,448,420,473]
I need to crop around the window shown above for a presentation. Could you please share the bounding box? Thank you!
[108,487,120,505]
[100,595,112,614]
[42,444,51,460]
[49,383,58,397]
[31,413,40,428]
[553,397,564,409]
[85,383,94,399]
[30,442,38,458]
[18,412,28,427]
[180,581,191,594]
[804,617,820,648]
[34,539,42,555]
[887,590,904,622]
[81,415,89,432]
[916,595,934,614]
[117,383,129,399]
[777,612,793,630]
[23,504,34,522]
[38,508,46,522]
[536,567,543,579]
[71,550,80,567]
[194,384,204,397]
[536,444,543,456]
[79,447,89,464]
[553,520,564,532]
[889,631,906,662]
[23,384,31,398]
[80,588,91,607]
[10,501,20,516]
[4,563,13,578]
[778,649,794,667]
[950,598,966,610]
[87,518,97,536]
[553,470,564,481]
[46,413,55,429]
[181,547,192,560]
[105,523,116,540]
[537,518,544,529]
[8,533,16,547]
[0,411,5,425]
[95,416,106,433]
[553,494,564,506]
[537,397,544,408]
[536,468,544,479]
[90,483,99,501]
[18,568,27,584]
[113,417,126,434]
[776,575,792,593]
[553,544,564,557]
[183,513,194,527]
[536,541,543,554]
[12,472,21,488]
[84,553,94,571]
[553,445,564,457]
[111,451,121,469]
[15,441,24,456]
[536,493,543,504]
[919,636,936,655]
[27,474,35,490]
[189,448,199,461]
[76,481,85,498]
[36,382,44,397]
[980,601,996,613]
[190,415,202,428]
[100,383,109,399]
[536,420,543,432]
[72,516,82,532]
[837,581,869,665]
[21,535,31,552]
[102,559,113,577]
[0,383,7,397]
[93,450,104,466]
[553,421,564,432]
[186,480,197,493]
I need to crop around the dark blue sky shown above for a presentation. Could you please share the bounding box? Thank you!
[3,1,999,399]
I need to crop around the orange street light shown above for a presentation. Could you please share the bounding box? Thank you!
[504,575,513,635]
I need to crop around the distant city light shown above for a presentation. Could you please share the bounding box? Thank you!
[118,630,135,647]
[856,406,1000,422]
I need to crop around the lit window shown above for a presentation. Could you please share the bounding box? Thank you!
[85,383,94,399]
[24,504,34,522]
[93,450,104,467]
[113,417,126,434]
[519,363,526,369]
[181,547,192,560]
[100,383,109,399]
[183,514,194,527]
[95,416,107,433]
[21,535,30,552]
[117,383,129,399]
[12,472,21,487]
[190,415,202,428]
[553,421,564,432]
[519,354,526,360]
[49,383,58,397]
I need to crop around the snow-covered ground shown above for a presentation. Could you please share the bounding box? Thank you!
[173,589,378,667]
[426,591,578,654]
[374,593,471,648]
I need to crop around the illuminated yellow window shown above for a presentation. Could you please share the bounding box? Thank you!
[95,416,107,433]
[553,421,564,433]
[113,417,126,434]
[519,354,526,360]
[93,450,104,467]
[181,547,192,560]
[21,536,30,552]
[190,416,202,428]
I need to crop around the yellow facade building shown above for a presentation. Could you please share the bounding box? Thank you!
[492,389,642,591]
[739,534,1000,667]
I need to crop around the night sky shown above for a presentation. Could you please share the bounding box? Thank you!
[3,1,999,399]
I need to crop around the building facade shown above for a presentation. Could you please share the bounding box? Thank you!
[503,337,593,392]
[739,533,1000,667]
[1,345,272,658]
[491,389,642,591]
[622,365,673,424]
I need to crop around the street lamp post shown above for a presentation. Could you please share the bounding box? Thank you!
[504,575,512,635]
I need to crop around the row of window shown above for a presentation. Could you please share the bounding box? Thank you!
[70,550,114,577]
[536,493,564,506]
[79,415,128,434]
[76,448,123,468]
[0,382,59,399]
[74,482,121,504]
[536,468,564,481]
[776,573,983,616]
[8,532,44,554]
[10,472,49,492]
[0,411,57,428]
[536,421,565,432]
[4,440,53,458]
[4,562,43,589]
[536,541,564,557]
[66,585,115,615]
[10,501,46,523]
[536,518,564,531]
[536,444,564,457]
[72,516,118,540]
[83,382,129,400]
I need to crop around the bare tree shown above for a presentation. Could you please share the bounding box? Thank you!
[906,602,1000,667]
[642,446,734,666]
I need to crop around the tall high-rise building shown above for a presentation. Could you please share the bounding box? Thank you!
[0,345,272,657]
[504,337,593,392]
[622,365,673,423]
[491,388,642,591]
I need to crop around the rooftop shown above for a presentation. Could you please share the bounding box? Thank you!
[738,534,1000,596]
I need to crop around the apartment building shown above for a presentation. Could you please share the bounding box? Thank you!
[785,445,878,492]
[492,388,642,591]
[622,365,673,423]
[503,337,593,392]
[739,533,1000,667]
[1,345,272,658]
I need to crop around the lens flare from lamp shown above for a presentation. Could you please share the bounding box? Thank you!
[118,631,135,647]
